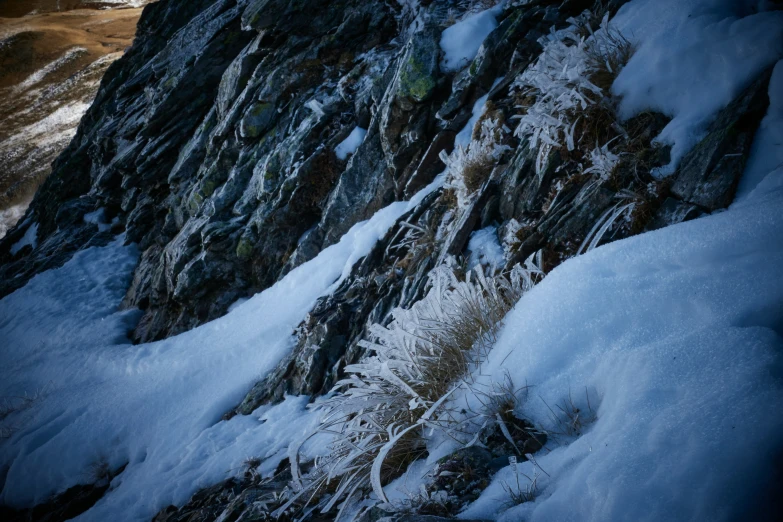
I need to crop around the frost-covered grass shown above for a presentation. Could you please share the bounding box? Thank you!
[285,259,543,517]
[511,12,632,177]
[441,98,511,209]
[442,115,510,205]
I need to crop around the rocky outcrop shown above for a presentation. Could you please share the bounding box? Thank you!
[669,69,774,211]
[0,463,126,522]
[0,0,774,520]
[0,0,771,414]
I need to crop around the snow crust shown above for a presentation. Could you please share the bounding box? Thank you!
[9,223,38,255]
[335,126,368,160]
[440,6,501,72]
[612,0,783,173]
[0,179,442,521]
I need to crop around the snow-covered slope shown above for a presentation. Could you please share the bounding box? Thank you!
[459,167,783,522]
[0,181,440,520]
[1,0,782,520]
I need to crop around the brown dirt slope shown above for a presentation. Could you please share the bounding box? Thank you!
[0,3,147,237]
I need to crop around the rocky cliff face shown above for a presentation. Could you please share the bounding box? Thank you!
[0,0,771,401]
[0,0,776,520]
[0,0,771,394]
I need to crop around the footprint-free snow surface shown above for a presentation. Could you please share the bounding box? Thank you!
[0,180,442,521]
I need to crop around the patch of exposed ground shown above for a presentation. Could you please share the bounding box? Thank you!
[0,2,149,237]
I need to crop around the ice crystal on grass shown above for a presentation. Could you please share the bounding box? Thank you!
[512,13,632,177]
[441,117,511,209]
[288,258,543,517]
[583,141,620,181]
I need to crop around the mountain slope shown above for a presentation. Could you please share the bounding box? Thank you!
[1,0,782,521]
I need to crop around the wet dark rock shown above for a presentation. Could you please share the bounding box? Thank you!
[670,68,773,211]
[439,167,503,263]
[646,197,704,231]
[0,483,108,522]
[405,130,456,197]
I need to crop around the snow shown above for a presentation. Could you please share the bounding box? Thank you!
[455,93,490,148]
[467,226,504,269]
[440,6,501,72]
[85,0,152,6]
[9,223,38,255]
[612,0,783,174]
[2,101,91,156]
[736,59,783,202]
[15,47,88,92]
[83,208,111,232]
[0,178,443,521]
[335,126,367,160]
[227,297,249,312]
[456,143,783,522]
[2,0,782,519]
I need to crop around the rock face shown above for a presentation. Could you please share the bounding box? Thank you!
[0,0,775,519]
[0,0,772,396]
[0,0,774,517]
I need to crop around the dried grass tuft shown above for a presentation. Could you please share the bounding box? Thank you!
[285,258,544,518]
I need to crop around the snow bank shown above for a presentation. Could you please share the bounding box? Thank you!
[0,178,442,521]
[335,126,367,160]
[612,0,783,174]
[440,6,501,72]
[458,169,783,521]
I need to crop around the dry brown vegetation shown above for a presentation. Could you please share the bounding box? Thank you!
[0,4,144,229]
